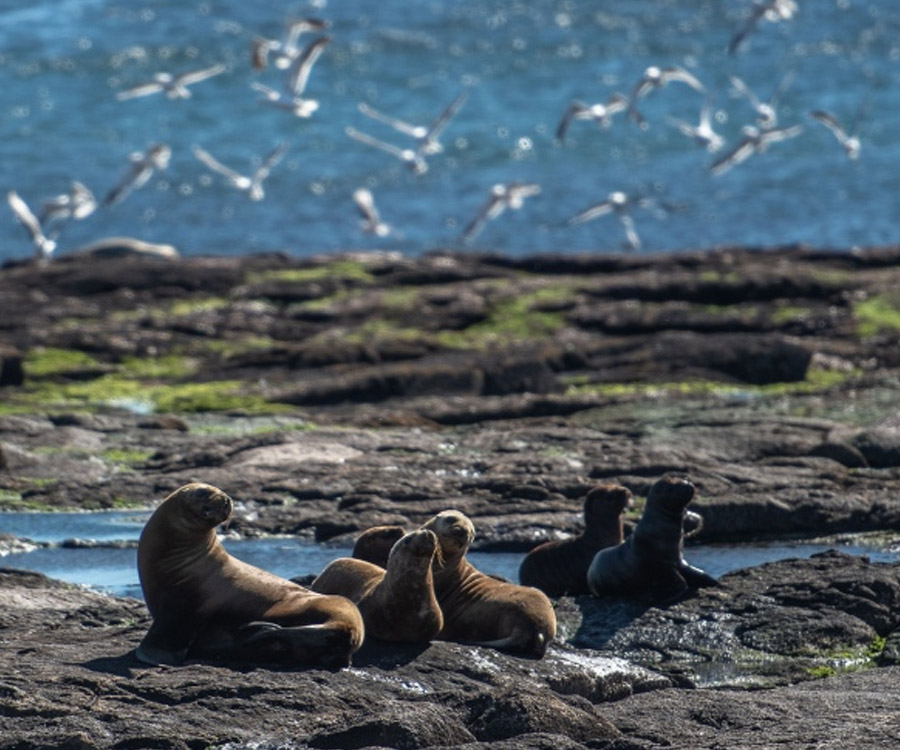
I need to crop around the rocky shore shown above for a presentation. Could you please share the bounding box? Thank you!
[2,245,900,748]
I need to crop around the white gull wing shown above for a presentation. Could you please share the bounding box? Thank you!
[285,36,330,96]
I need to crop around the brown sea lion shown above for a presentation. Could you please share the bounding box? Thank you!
[421,510,556,657]
[311,529,443,643]
[586,475,717,602]
[351,524,407,568]
[136,482,364,667]
[518,483,633,597]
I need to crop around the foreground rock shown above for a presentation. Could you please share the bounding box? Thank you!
[4,549,900,749]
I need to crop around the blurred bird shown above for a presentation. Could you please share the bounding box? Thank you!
[358,88,469,156]
[352,188,391,237]
[252,17,330,70]
[252,36,330,117]
[808,96,868,160]
[628,66,706,129]
[555,93,629,142]
[8,191,56,259]
[39,181,97,234]
[567,191,662,251]
[728,0,798,55]
[462,181,541,243]
[729,73,794,129]
[346,126,429,175]
[102,143,172,207]
[666,99,724,152]
[116,63,226,100]
[193,142,288,201]
[709,123,804,176]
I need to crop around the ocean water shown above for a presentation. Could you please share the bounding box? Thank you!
[1,0,898,263]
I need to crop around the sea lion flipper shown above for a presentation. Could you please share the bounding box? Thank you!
[680,563,719,589]
[237,620,357,667]
[135,619,191,666]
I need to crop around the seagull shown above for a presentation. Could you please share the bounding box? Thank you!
[252,17,330,70]
[709,123,804,176]
[555,93,629,142]
[352,188,391,237]
[102,143,172,207]
[666,99,725,152]
[567,191,659,251]
[8,191,56,259]
[357,88,469,156]
[38,181,97,233]
[252,36,330,117]
[728,0,798,55]
[461,181,541,243]
[192,142,288,201]
[116,63,226,100]
[729,73,794,130]
[346,126,429,175]
[808,97,868,160]
[628,66,706,129]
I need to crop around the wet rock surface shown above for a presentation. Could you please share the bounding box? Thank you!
[3,247,900,747]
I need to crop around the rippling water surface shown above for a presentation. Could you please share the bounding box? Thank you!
[2,0,898,262]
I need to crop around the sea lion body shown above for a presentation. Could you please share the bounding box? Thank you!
[587,476,717,602]
[518,483,633,597]
[422,510,556,657]
[312,529,443,643]
[137,483,364,667]
[351,524,406,568]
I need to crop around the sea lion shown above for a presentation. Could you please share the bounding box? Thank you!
[136,482,364,667]
[518,483,633,597]
[586,475,717,602]
[72,236,179,259]
[421,509,556,657]
[351,524,407,568]
[311,529,443,643]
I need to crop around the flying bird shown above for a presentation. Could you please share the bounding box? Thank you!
[192,142,288,201]
[357,88,469,155]
[666,99,724,152]
[628,66,706,129]
[39,181,97,233]
[8,191,57,259]
[729,73,794,130]
[709,123,804,176]
[808,96,868,161]
[116,63,226,100]
[461,181,541,243]
[102,143,172,207]
[555,93,629,142]
[352,188,391,237]
[567,191,661,252]
[728,0,798,55]
[252,36,330,117]
[252,17,330,70]
[346,126,429,175]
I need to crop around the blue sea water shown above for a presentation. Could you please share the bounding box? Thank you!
[1,0,899,263]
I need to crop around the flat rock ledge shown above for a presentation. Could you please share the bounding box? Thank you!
[5,548,900,750]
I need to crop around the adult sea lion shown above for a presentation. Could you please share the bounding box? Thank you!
[421,509,556,657]
[518,483,633,597]
[586,475,717,602]
[136,482,364,667]
[312,529,443,643]
[351,524,407,568]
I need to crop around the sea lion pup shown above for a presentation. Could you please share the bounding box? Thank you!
[136,482,364,667]
[518,483,633,597]
[421,509,557,657]
[311,529,443,643]
[587,475,718,602]
[351,524,407,568]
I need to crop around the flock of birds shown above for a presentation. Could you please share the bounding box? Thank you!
[7,0,869,259]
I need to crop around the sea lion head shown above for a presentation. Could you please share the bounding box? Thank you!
[390,528,441,565]
[583,483,633,526]
[167,482,233,531]
[421,510,475,561]
[645,476,695,518]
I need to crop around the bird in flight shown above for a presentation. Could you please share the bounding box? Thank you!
[116,63,226,100]
[252,36,330,118]
[102,143,172,207]
[462,181,541,243]
[555,93,629,143]
[192,142,288,201]
[709,123,803,176]
[8,191,57,259]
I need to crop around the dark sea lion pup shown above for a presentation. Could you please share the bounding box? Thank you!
[351,524,407,568]
[518,483,633,597]
[586,475,717,602]
[311,529,443,643]
[421,510,557,657]
[136,482,364,667]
